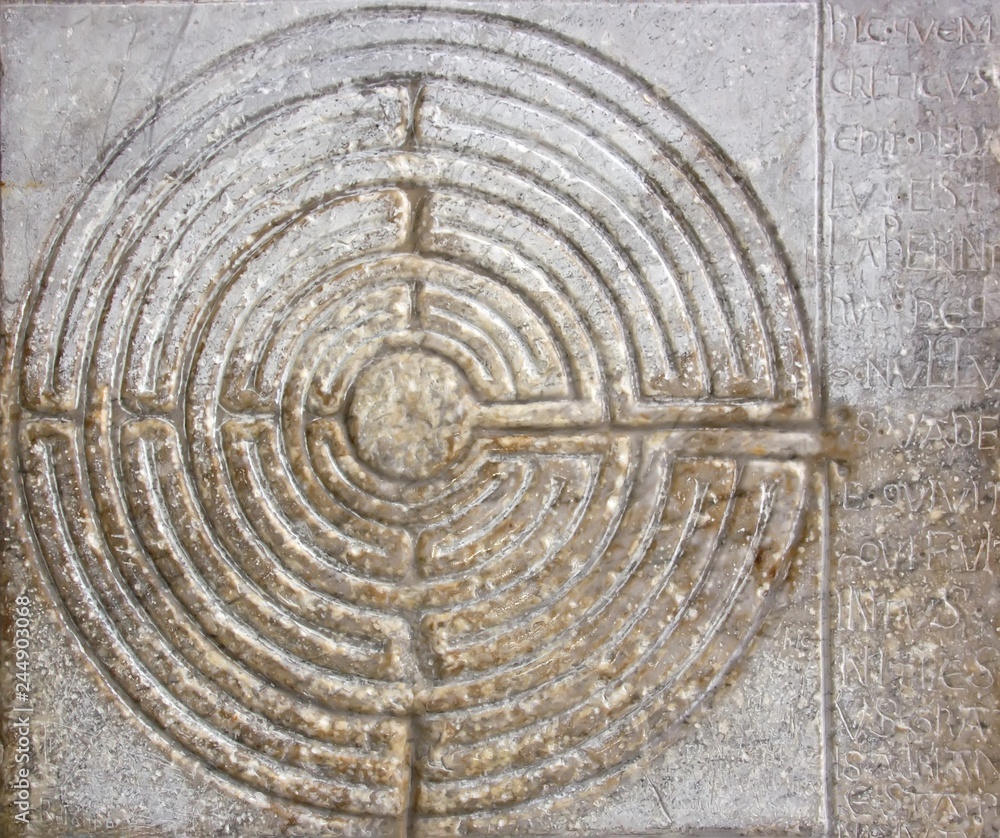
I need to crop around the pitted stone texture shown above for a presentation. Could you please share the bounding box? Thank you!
[1,3,823,836]
[347,351,474,481]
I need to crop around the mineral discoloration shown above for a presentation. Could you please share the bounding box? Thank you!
[7,1,991,836]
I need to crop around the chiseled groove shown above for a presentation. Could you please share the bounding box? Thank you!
[621,468,794,768]
[33,79,404,412]
[23,97,219,408]
[122,424,414,715]
[656,117,811,403]
[420,218,600,406]
[373,47,774,399]
[149,429,394,681]
[132,441,389,704]
[337,48,670,393]
[420,447,669,723]
[480,13,773,392]
[425,89,689,394]
[180,214,403,416]
[317,447,595,617]
[422,459,720,746]
[230,422,417,612]
[304,421,493,527]
[425,286,540,386]
[670,105,817,407]
[423,439,634,675]
[246,261,400,408]
[476,427,820,460]
[413,306,517,401]
[421,456,718,769]
[421,289,560,402]
[230,217,409,408]
[418,27,791,397]
[422,278,570,401]
[302,316,414,419]
[277,284,464,520]
[124,94,405,403]
[421,172,631,408]
[657,157,766,390]
[130,189,404,414]
[433,449,631,649]
[250,408,407,565]
[600,465,798,708]
[415,464,532,578]
[274,261,435,416]
[412,468,510,533]
[199,398,414,640]
[216,212,407,400]
[418,469,564,616]
[207,422,409,633]
[417,457,593,598]
[422,79,711,395]
[489,472,803,806]
[268,460,548,636]
[87,412,402,748]
[274,249,559,413]
[46,419,401,751]
[599,465,791,721]
[302,308,391,412]
[663,143,782,395]
[252,413,576,616]
[409,39,792,399]
[414,159,644,409]
[219,152,628,424]
[432,106,756,395]
[290,441,479,557]
[149,174,402,416]
[419,464,798,814]
[411,457,598,620]
[295,286,413,414]
[415,449,667,747]
[255,264,411,409]
[229,424,409,586]
[20,428,405,815]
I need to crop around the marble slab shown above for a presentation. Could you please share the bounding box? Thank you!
[0,2,997,836]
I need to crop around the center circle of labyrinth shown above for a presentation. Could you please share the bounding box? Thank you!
[13,8,815,830]
[346,351,473,481]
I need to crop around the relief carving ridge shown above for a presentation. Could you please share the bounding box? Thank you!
[2,6,822,835]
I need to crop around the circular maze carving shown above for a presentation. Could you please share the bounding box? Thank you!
[12,9,817,834]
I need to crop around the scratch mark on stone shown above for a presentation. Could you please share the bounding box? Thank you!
[646,776,674,825]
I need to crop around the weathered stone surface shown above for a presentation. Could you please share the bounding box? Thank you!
[0,2,996,836]
[825,3,1000,837]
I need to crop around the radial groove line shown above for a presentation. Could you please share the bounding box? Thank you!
[476,423,820,459]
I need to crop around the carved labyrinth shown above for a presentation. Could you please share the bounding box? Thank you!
[11,9,817,834]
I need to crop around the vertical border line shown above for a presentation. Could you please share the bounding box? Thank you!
[815,0,828,419]
[819,465,835,835]
[815,1,835,835]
